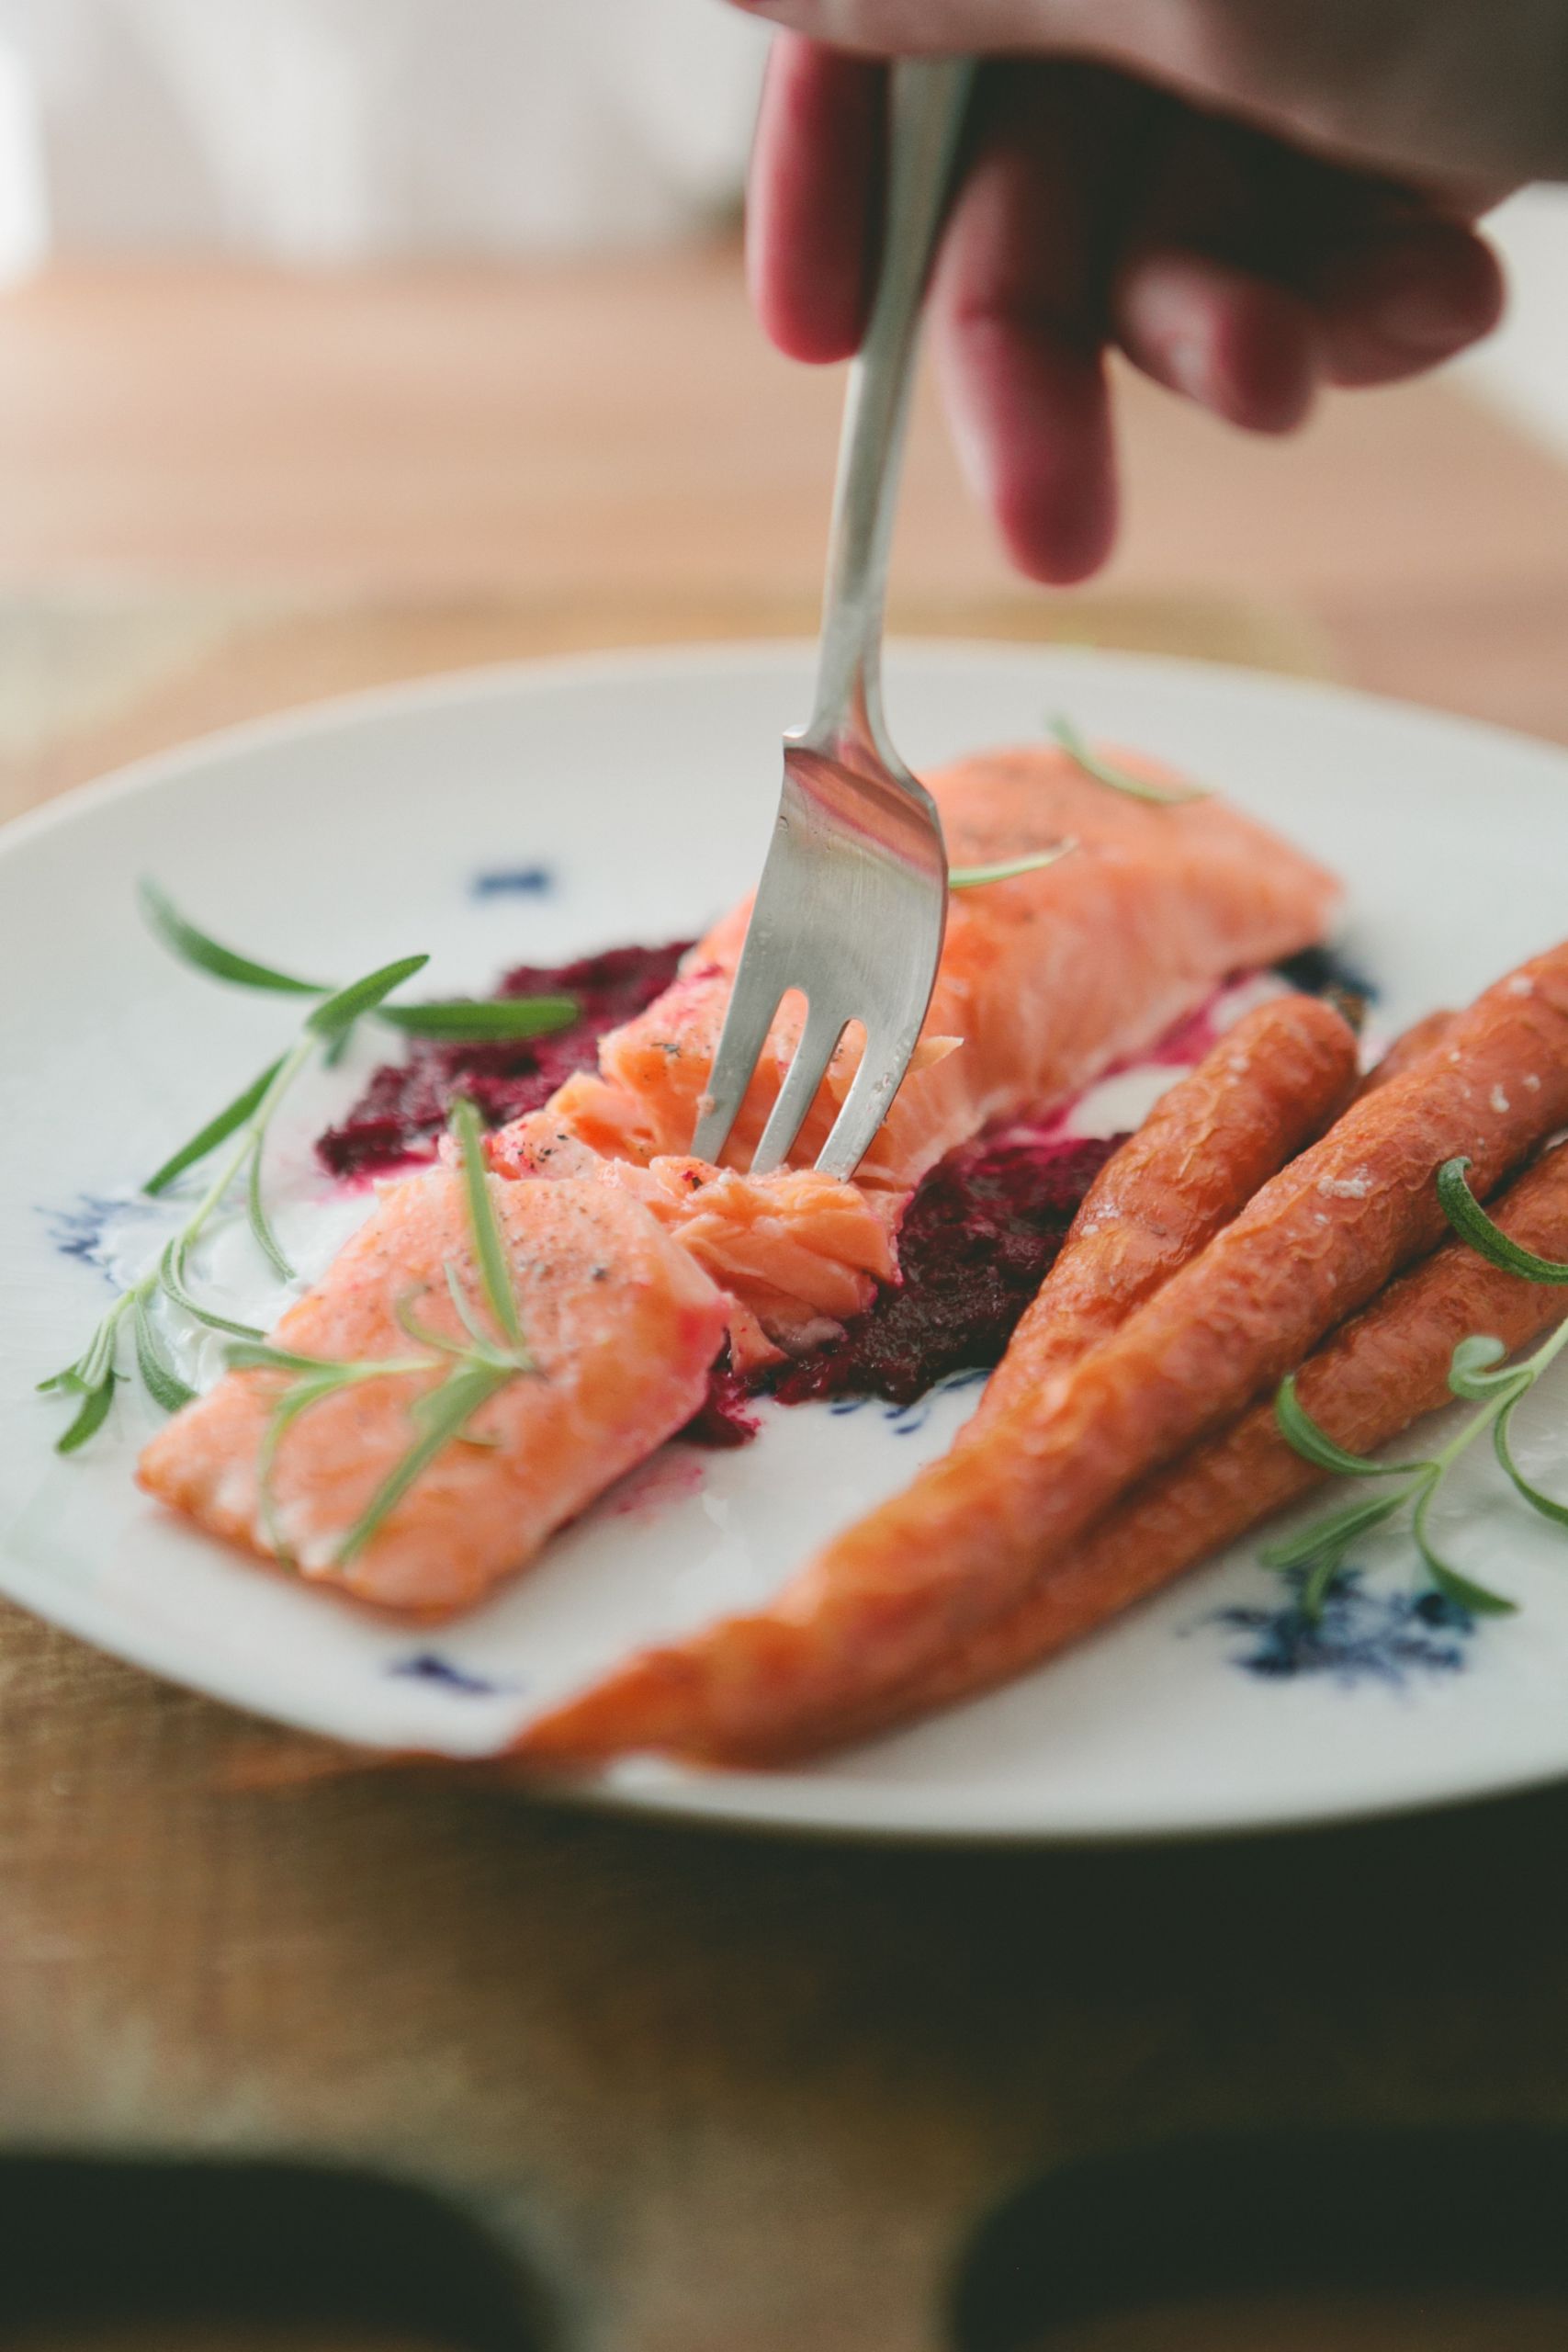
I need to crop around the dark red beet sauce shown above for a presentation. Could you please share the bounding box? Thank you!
[772,1125,1124,1407]
[679,1363,762,1450]
[680,1125,1125,1445]
[316,941,693,1178]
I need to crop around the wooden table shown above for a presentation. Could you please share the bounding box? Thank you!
[5,247,1568,792]
[7,248,1568,2352]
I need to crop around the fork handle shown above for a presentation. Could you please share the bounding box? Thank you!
[800,56,976,778]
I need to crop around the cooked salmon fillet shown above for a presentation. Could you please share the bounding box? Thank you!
[492,742,1342,1194]
[484,1121,905,1361]
[141,737,1339,1616]
[137,1169,729,1613]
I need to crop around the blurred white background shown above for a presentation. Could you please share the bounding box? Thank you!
[0,0,768,269]
[0,0,1565,461]
[1463,189,1568,459]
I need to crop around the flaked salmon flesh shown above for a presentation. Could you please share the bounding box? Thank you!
[138,741,1339,1612]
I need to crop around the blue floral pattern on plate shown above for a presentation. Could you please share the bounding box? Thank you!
[470,866,556,899]
[388,1653,519,1699]
[1209,1568,1475,1687]
[42,1193,157,1283]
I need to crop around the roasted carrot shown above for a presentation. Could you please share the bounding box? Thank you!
[970,992,1357,1431]
[515,942,1568,1767]
[522,1137,1568,1769]
[1355,1008,1455,1100]
[767,1143,1568,1756]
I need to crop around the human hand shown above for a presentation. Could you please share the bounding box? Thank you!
[728,1,1542,579]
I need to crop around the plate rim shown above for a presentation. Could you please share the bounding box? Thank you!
[8,633,1568,868]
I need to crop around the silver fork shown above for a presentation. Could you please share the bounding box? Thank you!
[691,57,976,1182]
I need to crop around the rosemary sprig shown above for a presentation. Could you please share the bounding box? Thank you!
[139,882,580,1045]
[144,1057,286,1198]
[953,705,1213,890]
[1262,1374,1522,1622]
[379,996,578,1039]
[40,999,376,1451]
[163,953,425,1299]
[138,879,327,994]
[131,1290,196,1415]
[449,1096,529,1355]
[44,888,581,1454]
[335,1362,516,1566]
[232,1099,537,1566]
[158,1236,265,1340]
[42,1353,121,1453]
[1435,1156,1568,1287]
[228,1342,436,1558]
[950,842,1077,891]
[44,954,426,1446]
[1050,713,1209,806]
[1267,1154,1568,1619]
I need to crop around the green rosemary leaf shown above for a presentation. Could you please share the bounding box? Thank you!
[132,1293,196,1414]
[449,1098,526,1355]
[43,1294,137,1404]
[1412,1479,1517,1615]
[158,1240,265,1340]
[379,994,580,1040]
[949,844,1076,892]
[226,1340,343,1377]
[1274,1374,1404,1478]
[1494,1395,1568,1529]
[1260,1487,1406,1574]
[226,1339,433,1382]
[1445,1333,1529,1401]
[246,1135,295,1282]
[334,1361,509,1566]
[1438,1158,1568,1284]
[142,1056,287,1197]
[73,1298,131,1394]
[56,1370,118,1455]
[443,1259,502,1353]
[140,880,325,995]
[1049,714,1208,806]
[1301,1549,1347,1623]
[239,1344,448,1555]
[1427,1559,1519,1617]
[254,1372,352,1560]
[393,1289,468,1358]
[307,954,430,1045]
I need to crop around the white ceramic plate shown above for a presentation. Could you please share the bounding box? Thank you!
[6,641,1568,1844]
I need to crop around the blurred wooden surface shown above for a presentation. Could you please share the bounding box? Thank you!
[1,249,1568,741]
[7,250,1568,2352]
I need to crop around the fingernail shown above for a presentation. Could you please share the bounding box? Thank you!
[1159,334,1211,403]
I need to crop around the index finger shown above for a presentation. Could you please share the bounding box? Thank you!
[748,34,887,362]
